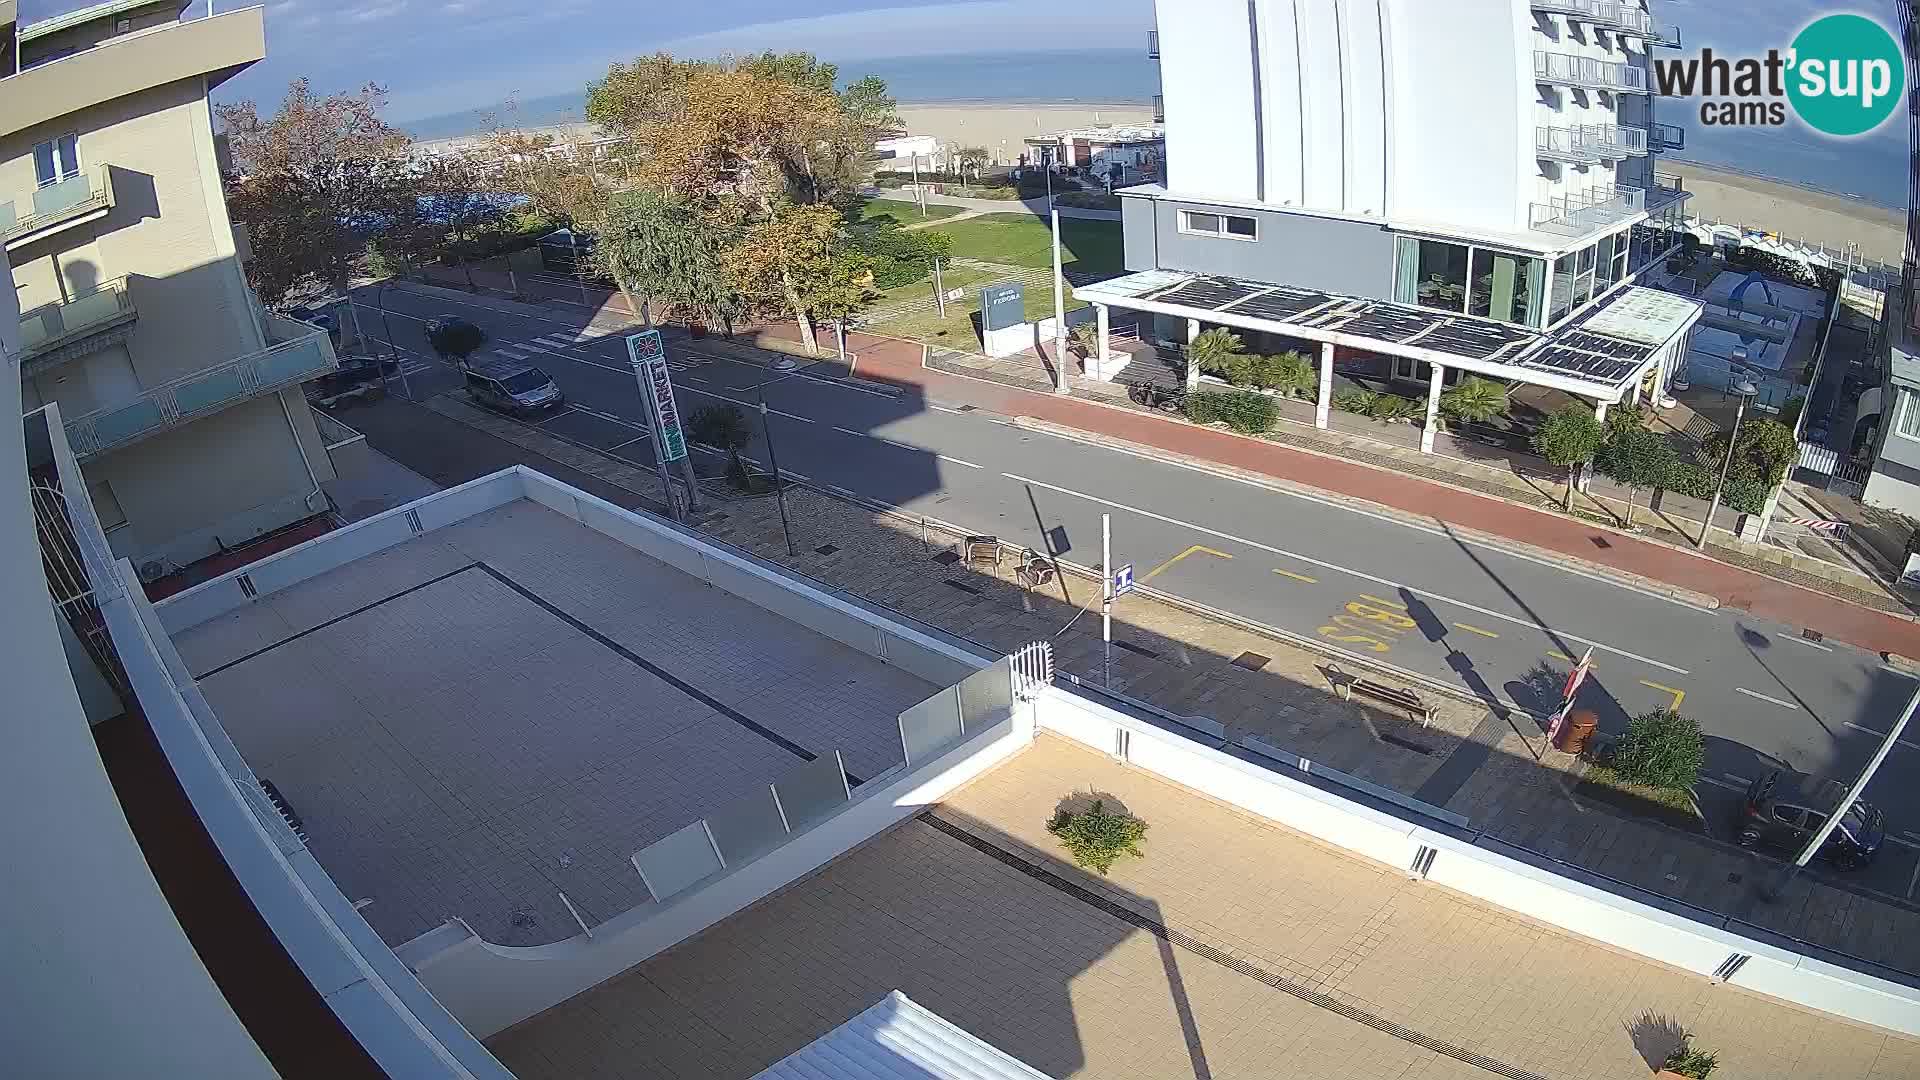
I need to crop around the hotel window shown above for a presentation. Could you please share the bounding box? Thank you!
[1593,234,1618,292]
[33,134,80,187]
[1573,244,1597,306]
[1401,238,1469,313]
[1548,252,1577,325]
[1179,209,1258,241]
[1469,249,1545,326]
[1900,389,1920,441]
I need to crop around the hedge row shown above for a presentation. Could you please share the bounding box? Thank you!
[1183,389,1278,434]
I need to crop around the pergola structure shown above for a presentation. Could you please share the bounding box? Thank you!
[1076,270,1704,452]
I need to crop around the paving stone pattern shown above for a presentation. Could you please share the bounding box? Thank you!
[489,736,1920,1080]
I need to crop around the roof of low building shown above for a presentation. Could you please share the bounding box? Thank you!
[1026,123,1164,146]
[751,992,1053,1080]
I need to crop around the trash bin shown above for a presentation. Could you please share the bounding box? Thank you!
[1558,708,1599,755]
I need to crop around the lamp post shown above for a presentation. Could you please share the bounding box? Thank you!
[742,372,800,558]
[1697,376,1757,548]
[1767,681,1920,900]
[1051,206,1069,395]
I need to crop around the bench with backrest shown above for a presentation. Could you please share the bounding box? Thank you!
[1339,677,1437,728]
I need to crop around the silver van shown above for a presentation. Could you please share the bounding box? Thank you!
[464,361,563,416]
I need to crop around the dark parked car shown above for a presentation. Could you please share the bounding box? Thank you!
[464,360,562,415]
[1734,771,1884,869]
[426,315,485,363]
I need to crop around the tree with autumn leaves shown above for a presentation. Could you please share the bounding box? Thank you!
[584,51,902,353]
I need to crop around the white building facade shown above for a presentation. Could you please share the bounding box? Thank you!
[1085,0,1698,451]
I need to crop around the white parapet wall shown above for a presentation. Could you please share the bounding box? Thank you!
[400,707,1037,1038]
[1033,685,1920,1038]
[156,466,986,688]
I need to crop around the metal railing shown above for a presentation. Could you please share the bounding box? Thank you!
[63,330,338,460]
[18,277,135,358]
[1011,641,1054,702]
[1535,125,1600,164]
[1533,0,1662,38]
[1533,50,1650,93]
[1152,93,1164,122]
[1,164,112,244]
[1581,123,1648,157]
[1147,29,1159,58]
[1648,121,1685,151]
[1530,183,1646,235]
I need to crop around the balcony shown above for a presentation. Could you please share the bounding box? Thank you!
[1147,29,1159,59]
[18,278,136,372]
[1532,0,1669,40]
[62,330,338,461]
[1581,123,1648,157]
[1534,50,1649,93]
[1530,183,1646,236]
[1649,121,1685,150]
[1,164,114,250]
[1153,93,1164,122]
[1637,171,1689,212]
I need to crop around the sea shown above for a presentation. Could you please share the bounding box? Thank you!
[402,48,1908,212]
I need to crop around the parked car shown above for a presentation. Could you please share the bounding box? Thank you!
[425,315,484,362]
[306,354,400,408]
[464,360,562,415]
[1734,771,1884,869]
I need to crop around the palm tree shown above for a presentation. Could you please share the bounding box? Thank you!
[1187,327,1245,380]
[1438,376,1510,428]
[688,404,755,485]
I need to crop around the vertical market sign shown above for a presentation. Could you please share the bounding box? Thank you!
[625,330,687,462]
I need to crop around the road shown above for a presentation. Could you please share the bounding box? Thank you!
[350,285,1920,902]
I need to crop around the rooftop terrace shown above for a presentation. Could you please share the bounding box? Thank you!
[169,497,939,946]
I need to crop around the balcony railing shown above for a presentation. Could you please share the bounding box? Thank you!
[1152,93,1164,122]
[1532,0,1663,38]
[1147,29,1159,58]
[1649,121,1685,150]
[1535,123,1648,163]
[18,278,137,363]
[1534,50,1650,93]
[1638,171,1688,211]
[63,330,338,461]
[1530,183,1646,236]
[1582,123,1648,157]
[1,164,114,248]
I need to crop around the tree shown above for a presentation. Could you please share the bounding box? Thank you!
[1188,327,1245,380]
[1532,404,1606,512]
[1438,376,1510,427]
[1609,709,1706,791]
[956,145,990,181]
[1595,425,1678,526]
[428,320,486,363]
[1047,799,1148,875]
[597,190,744,330]
[725,202,871,351]
[688,404,755,485]
[217,79,414,308]
[1704,417,1798,491]
[416,153,516,288]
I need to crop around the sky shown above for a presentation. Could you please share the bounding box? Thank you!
[13,1,1905,125]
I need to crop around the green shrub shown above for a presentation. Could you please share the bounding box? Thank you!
[1663,459,1717,500]
[1189,327,1247,379]
[1438,376,1510,425]
[1333,387,1377,414]
[1662,1040,1719,1079]
[1183,389,1278,434]
[1048,799,1147,875]
[1367,394,1423,422]
[1608,709,1706,791]
[1723,475,1770,515]
[1246,351,1317,397]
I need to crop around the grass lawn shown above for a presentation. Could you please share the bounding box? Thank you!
[866,264,1085,347]
[1575,763,1705,832]
[929,213,1124,275]
[854,198,965,226]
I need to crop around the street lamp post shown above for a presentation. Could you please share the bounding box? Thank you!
[1696,377,1757,548]
[1051,206,1069,396]
[1768,681,1920,899]
[750,375,799,558]
[376,278,412,399]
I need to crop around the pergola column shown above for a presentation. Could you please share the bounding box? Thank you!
[1095,303,1111,365]
[1626,378,1642,408]
[1185,318,1201,389]
[1421,363,1445,454]
[1316,342,1334,429]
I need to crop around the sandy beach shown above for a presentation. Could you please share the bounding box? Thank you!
[897,102,1156,165]
[1663,160,1905,266]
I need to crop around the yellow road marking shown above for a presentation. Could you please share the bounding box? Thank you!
[1272,568,1318,584]
[1359,593,1407,609]
[1640,680,1685,711]
[1547,649,1588,665]
[1141,544,1233,583]
[1452,622,1500,639]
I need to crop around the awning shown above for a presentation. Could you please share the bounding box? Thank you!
[752,991,1054,1080]
[1077,270,1703,402]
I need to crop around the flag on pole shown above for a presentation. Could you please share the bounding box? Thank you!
[1546,647,1594,743]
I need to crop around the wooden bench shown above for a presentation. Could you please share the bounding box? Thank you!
[1339,677,1437,728]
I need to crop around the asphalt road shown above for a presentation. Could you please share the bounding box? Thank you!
[349,286,1920,902]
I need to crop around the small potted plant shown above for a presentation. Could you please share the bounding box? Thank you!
[1048,798,1147,875]
[1658,1038,1718,1079]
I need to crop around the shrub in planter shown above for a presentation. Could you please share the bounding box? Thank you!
[1438,376,1510,426]
[1048,799,1147,875]
[1367,394,1423,422]
[1246,351,1317,397]
[1661,1039,1718,1079]
[1662,459,1717,500]
[1333,387,1377,414]
[1608,708,1705,791]
[1183,389,1277,434]
[1188,327,1247,379]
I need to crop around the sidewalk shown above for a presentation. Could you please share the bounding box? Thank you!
[346,389,1920,986]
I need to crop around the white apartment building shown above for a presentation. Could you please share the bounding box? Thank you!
[4,0,340,584]
[1083,0,1704,450]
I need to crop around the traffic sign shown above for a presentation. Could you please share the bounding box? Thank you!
[1112,563,1135,597]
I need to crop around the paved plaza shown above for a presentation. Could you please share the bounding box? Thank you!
[488,735,1920,1080]
[171,500,938,946]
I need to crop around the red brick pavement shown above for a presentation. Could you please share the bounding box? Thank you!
[738,321,1920,658]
